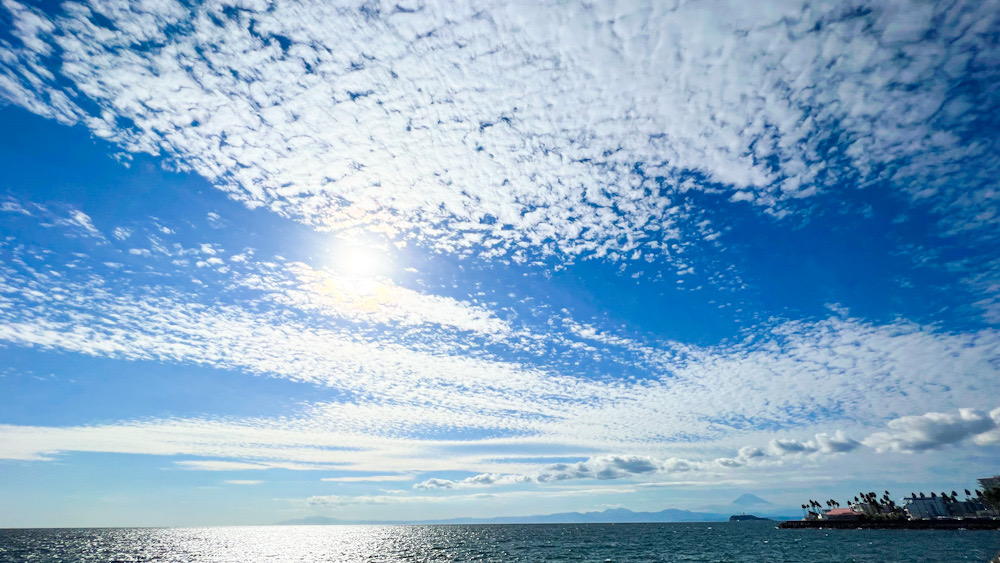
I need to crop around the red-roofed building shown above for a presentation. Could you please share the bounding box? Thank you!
[821,508,862,521]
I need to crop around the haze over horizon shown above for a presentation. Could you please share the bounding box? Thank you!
[1,0,999,527]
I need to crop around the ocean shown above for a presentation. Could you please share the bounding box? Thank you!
[2,522,999,562]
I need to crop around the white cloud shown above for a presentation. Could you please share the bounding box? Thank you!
[223,480,263,485]
[713,446,767,468]
[1,199,32,215]
[0,220,998,487]
[2,199,106,241]
[535,455,674,483]
[1,0,999,518]
[320,475,413,483]
[205,212,226,229]
[3,0,997,264]
[767,433,861,456]
[235,260,512,336]
[415,455,699,489]
[814,431,862,454]
[305,486,642,508]
[862,408,1000,453]
[56,210,104,239]
[307,494,446,507]
[175,460,346,472]
[414,473,531,490]
[199,243,220,256]
[972,420,1000,446]
[2,238,999,472]
[768,438,815,456]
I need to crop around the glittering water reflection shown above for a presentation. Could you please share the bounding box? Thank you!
[2,523,1000,562]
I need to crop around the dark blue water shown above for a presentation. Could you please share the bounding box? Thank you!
[2,522,999,562]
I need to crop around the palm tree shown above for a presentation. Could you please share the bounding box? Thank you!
[941,492,956,517]
[981,488,1000,515]
[884,498,901,519]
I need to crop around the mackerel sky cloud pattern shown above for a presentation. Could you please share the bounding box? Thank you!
[3,0,999,259]
[1,0,999,525]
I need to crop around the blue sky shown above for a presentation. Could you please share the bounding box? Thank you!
[1,0,999,526]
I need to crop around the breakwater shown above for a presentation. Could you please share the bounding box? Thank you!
[779,518,1000,530]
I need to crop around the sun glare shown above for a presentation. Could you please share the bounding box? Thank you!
[333,243,390,278]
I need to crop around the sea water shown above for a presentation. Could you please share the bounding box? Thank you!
[2,522,999,562]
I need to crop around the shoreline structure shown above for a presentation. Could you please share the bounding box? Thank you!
[779,474,1000,530]
[779,518,1000,530]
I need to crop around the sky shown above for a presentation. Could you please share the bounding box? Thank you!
[1,0,999,527]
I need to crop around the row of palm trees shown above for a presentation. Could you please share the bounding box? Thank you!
[915,489,983,502]
[800,498,852,519]
[801,488,995,520]
[800,491,901,519]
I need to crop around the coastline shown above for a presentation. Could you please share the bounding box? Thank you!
[779,518,1000,530]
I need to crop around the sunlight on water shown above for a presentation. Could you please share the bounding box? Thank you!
[1,523,999,562]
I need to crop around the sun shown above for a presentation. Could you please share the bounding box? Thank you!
[331,241,391,278]
[342,246,379,276]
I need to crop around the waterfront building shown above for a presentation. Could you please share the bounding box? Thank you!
[820,508,862,521]
[902,495,947,519]
[799,474,1000,523]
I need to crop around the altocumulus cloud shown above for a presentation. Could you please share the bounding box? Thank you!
[2,0,999,265]
[1,0,999,526]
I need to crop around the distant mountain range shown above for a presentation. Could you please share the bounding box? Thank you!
[279,496,797,525]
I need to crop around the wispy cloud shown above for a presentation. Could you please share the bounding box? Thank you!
[2,199,105,241]
[175,460,346,472]
[233,260,512,336]
[320,475,413,483]
[2,222,1000,472]
[0,194,998,509]
[305,486,641,508]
